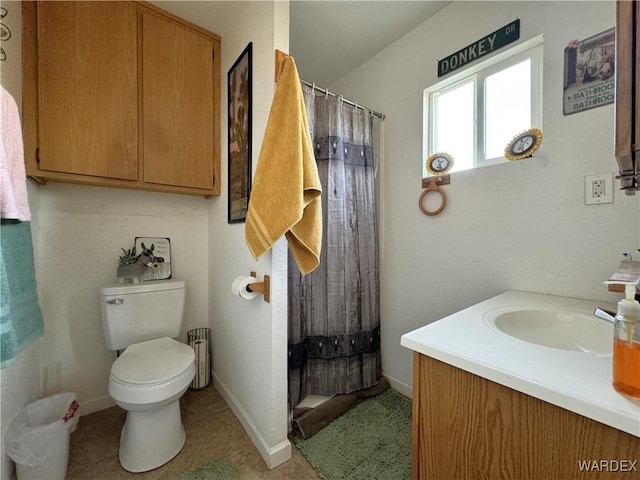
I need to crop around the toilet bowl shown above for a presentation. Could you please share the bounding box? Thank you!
[100,278,195,472]
[108,337,196,473]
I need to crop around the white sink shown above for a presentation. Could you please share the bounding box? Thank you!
[484,307,613,354]
[401,291,638,437]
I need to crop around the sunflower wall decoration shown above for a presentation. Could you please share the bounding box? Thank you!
[504,128,543,161]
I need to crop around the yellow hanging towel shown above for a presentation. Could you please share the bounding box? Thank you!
[245,55,322,275]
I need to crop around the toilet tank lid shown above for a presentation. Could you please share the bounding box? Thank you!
[101,278,185,296]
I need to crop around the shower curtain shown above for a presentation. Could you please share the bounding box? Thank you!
[288,84,381,408]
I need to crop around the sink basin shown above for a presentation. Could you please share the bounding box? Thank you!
[484,307,613,354]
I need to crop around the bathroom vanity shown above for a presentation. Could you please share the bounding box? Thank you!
[402,291,640,480]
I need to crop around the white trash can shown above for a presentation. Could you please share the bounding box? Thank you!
[4,392,80,480]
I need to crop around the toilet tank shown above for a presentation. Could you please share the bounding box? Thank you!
[100,278,186,351]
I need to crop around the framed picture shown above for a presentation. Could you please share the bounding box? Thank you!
[563,28,615,115]
[135,237,172,280]
[228,42,252,223]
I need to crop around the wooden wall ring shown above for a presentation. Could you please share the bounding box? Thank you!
[419,179,447,216]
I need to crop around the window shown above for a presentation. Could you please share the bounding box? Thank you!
[423,36,543,175]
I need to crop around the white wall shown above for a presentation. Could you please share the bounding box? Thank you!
[33,184,210,412]
[331,1,639,395]
[148,0,291,468]
[0,4,43,478]
[1,1,289,476]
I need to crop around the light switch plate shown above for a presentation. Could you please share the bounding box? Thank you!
[585,173,613,205]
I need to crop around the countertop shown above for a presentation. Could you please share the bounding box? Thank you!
[400,290,640,437]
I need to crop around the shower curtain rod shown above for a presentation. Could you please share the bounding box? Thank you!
[274,50,385,120]
[300,79,386,120]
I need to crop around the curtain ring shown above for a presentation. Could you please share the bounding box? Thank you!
[325,88,329,99]
[339,95,344,105]
[311,82,315,92]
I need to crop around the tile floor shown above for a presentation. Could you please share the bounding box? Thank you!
[66,385,320,479]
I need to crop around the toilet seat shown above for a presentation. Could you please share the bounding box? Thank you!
[112,337,194,385]
[109,337,195,405]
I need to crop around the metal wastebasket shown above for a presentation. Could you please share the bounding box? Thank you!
[187,328,211,389]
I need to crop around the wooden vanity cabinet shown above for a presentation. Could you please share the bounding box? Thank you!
[412,353,640,480]
[22,1,221,197]
[615,0,639,193]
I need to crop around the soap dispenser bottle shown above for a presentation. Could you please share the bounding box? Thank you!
[606,281,640,398]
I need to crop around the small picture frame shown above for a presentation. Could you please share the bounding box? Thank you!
[135,237,172,280]
[227,42,253,224]
[504,128,543,161]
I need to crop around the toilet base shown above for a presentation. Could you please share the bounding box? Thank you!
[118,399,186,472]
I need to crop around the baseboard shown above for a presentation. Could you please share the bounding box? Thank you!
[383,372,413,399]
[267,438,292,469]
[209,371,408,469]
[213,373,291,469]
[80,394,115,415]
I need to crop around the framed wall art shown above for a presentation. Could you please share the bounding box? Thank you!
[227,42,252,223]
[563,28,615,115]
[135,236,172,280]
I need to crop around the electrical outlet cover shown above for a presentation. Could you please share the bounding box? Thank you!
[585,173,614,205]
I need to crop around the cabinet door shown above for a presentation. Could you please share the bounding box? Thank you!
[141,12,215,190]
[615,0,639,191]
[37,2,138,180]
[636,5,640,167]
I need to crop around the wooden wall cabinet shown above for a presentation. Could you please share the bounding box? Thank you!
[412,353,640,480]
[615,0,639,194]
[23,1,221,197]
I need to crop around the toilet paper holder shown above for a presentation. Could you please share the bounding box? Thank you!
[247,271,270,303]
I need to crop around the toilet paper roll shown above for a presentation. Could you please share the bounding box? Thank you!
[231,275,260,300]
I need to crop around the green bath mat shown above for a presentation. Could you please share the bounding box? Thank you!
[294,388,412,480]
[174,457,239,480]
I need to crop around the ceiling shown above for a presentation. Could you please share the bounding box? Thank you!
[289,1,452,87]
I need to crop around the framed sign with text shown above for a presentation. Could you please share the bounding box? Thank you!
[563,28,615,115]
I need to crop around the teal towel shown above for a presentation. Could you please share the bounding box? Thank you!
[1,220,44,367]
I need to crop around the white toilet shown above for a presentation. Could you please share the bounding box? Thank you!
[99,278,196,473]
